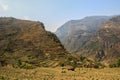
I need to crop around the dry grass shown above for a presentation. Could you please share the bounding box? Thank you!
[0,67,120,80]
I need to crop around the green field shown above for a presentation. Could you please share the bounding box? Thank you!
[0,67,120,80]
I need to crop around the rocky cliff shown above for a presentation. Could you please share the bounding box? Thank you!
[82,16,120,64]
[55,16,110,53]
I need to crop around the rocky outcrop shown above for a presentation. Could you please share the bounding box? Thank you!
[82,16,120,63]
[55,16,110,53]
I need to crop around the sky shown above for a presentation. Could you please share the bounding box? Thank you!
[0,0,120,32]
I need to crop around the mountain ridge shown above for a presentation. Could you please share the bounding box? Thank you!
[82,16,120,64]
[0,17,69,68]
[55,16,110,53]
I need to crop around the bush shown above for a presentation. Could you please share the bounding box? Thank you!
[109,63,117,68]
[13,60,22,68]
[0,75,4,80]
[117,58,120,67]
[94,64,99,68]
[13,60,35,69]
[93,62,105,69]
[109,58,120,68]
[61,63,65,67]
[0,61,7,67]
[21,62,35,69]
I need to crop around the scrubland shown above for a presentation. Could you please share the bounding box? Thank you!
[0,67,120,80]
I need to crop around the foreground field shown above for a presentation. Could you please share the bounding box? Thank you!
[0,67,120,80]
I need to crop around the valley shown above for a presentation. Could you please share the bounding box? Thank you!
[0,16,120,80]
[55,16,120,65]
[0,0,120,80]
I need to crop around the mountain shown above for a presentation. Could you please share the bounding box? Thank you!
[82,16,120,64]
[55,16,110,53]
[0,17,69,68]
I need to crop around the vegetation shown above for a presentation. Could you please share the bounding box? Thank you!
[109,58,120,68]
[0,67,120,80]
[0,17,68,68]
[56,16,120,65]
[0,17,120,79]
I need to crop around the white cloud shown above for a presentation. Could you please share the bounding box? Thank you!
[1,4,8,11]
[0,0,9,11]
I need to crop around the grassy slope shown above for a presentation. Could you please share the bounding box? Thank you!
[0,17,69,67]
[0,67,120,80]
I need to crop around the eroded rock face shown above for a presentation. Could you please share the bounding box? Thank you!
[55,16,110,53]
[82,16,120,63]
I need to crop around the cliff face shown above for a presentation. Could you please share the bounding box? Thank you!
[55,16,110,53]
[0,17,68,67]
[82,16,120,63]
[55,16,120,64]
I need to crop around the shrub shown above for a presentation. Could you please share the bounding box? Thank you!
[109,58,120,68]
[109,63,117,68]
[61,63,64,67]
[117,58,120,67]
[0,75,4,80]
[13,60,22,68]
[93,62,105,69]
[21,62,35,69]
[94,64,99,68]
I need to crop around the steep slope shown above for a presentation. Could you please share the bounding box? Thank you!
[82,16,120,64]
[0,17,68,68]
[55,16,110,53]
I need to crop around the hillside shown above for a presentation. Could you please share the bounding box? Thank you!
[0,17,69,68]
[55,16,110,53]
[82,16,120,64]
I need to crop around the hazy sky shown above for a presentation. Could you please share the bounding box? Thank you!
[0,0,120,32]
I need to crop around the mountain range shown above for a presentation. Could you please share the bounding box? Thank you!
[55,16,120,64]
[0,16,120,68]
[55,16,110,53]
[82,16,120,64]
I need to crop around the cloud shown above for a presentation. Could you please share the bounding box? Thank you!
[1,4,8,11]
[0,0,9,11]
